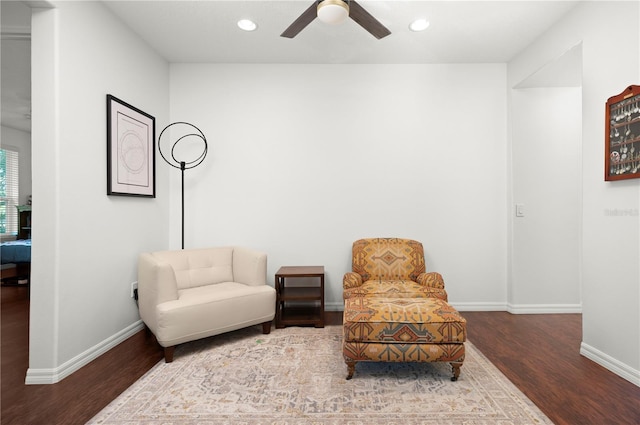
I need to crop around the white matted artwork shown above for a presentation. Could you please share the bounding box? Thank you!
[107,94,156,197]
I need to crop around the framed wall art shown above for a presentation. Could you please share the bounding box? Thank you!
[605,85,640,181]
[107,94,156,197]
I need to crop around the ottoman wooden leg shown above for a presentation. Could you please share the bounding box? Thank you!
[451,362,462,381]
[346,360,356,380]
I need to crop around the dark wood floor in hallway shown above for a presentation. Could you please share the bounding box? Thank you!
[2,285,639,424]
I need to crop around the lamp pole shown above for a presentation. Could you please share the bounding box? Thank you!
[181,161,185,249]
[158,123,208,250]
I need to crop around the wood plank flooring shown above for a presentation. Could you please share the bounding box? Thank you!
[2,286,639,424]
[463,311,640,425]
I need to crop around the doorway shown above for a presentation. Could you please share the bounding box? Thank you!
[509,44,583,312]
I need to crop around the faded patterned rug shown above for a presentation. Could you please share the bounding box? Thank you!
[88,326,552,425]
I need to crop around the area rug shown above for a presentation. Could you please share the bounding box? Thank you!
[88,326,552,425]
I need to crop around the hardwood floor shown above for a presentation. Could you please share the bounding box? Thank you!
[1,286,163,425]
[2,286,639,424]
[463,311,640,425]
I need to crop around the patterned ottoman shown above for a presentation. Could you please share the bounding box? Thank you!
[343,296,466,380]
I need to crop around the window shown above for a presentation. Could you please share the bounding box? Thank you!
[0,149,19,235]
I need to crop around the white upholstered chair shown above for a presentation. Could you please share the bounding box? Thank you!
[137,246,275,362]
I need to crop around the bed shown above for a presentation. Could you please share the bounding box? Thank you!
[1,239,31,264]
[1,239,31,288]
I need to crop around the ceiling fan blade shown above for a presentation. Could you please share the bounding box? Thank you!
[349,0,391,39]
[281,1,318,38]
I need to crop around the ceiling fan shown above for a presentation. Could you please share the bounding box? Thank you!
[281,0,391,40]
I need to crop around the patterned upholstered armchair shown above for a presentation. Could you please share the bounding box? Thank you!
[343,238,448,301]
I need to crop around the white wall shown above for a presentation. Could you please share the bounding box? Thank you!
[0,125,32,206]
[27,1,170,383]
[169,64,508,311]
[509,1,640,385]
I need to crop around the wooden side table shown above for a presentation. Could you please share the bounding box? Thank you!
[275,266,324,329]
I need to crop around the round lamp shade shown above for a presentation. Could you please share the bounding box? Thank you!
[317,0,349,25]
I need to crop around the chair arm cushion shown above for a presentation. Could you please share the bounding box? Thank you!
[138,253,180,332]
[416,272,445,289]
[232,246,267,286]
[343,272,363,290]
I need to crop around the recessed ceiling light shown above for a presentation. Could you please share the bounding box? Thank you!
[237,19,257,32]
[409,19,430,32]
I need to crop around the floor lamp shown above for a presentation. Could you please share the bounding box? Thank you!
[158,122,208,249]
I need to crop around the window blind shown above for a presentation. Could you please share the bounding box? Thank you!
[1,149,19,235]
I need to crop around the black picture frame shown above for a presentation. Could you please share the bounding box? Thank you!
[107,94,156,197]
[605,85,640,181]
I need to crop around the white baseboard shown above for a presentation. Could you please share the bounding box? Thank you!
[25,320,145,385]
[450,302,508,311]
[506,303,582,314]
[580,342,640,387]
[453,302,582,314]
[325,301,344,312]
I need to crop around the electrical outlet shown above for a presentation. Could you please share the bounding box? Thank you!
[131,281,138,298]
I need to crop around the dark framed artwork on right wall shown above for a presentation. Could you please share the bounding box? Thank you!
[605,85,640,181]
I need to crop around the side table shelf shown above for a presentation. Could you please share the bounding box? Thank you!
[275,266,324,329]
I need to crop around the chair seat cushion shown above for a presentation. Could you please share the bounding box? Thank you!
[176,281,271,303]
[343,297,466,344]
[156,282,276,346]
[343,280,448,301]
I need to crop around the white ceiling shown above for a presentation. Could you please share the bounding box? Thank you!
[103,0,580,64]
[1,0,581,133]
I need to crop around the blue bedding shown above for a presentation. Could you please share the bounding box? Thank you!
[1,239,31,264]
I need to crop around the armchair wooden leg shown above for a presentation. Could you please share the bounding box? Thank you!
[262,321,272,334]
[164,346,175,363]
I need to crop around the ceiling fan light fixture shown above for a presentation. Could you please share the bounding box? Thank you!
[317,0,349,25]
